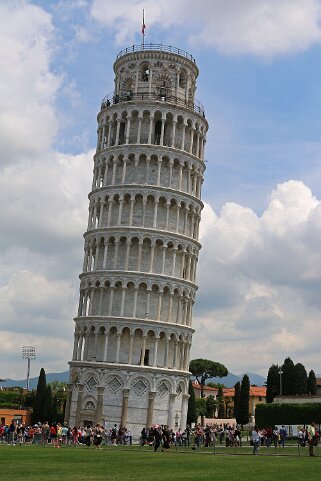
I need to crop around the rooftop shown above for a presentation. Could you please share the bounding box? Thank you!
[116,44,196,64]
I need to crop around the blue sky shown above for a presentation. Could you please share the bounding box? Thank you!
[1,0,321,380]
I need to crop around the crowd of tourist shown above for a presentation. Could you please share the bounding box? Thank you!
[0,421,132,447]
[0,420,319,456]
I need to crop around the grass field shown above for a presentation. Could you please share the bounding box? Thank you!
[0,444,320,481]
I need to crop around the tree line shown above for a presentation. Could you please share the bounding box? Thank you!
[187,358,251,426]
[266,357,317,402]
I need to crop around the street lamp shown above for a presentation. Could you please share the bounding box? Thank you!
[22,346,36,390]
[279,367,283,397]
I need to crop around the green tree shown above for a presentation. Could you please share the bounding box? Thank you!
[32,368,47,423]
[266,364,280,402]
[43,385,54,424]
[187,379,197,426]
[206,395,217,418]
[293,363,308,394]
[217,386,225,419]
[307,370,317,395]
[282,357,295,395]
[237,374,250,425]
[207,382,226,389]
[189,359,228,398]
[233,381,241,418]
[195,398,206,420]
[49,382,67,423]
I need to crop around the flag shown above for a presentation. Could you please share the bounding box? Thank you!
[142,9,146,36]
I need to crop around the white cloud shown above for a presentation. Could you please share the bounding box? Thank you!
[0,2,63,163]
[90,0,321,57]
[193,180,321,375]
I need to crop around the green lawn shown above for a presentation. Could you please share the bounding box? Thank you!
[0,444,320,481]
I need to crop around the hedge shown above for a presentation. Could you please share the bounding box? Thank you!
[255,403,321,427]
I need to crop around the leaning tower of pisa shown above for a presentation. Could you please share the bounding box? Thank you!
[65,44,208,434]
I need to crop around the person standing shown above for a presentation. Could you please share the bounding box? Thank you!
[307,422,317,457]
[279,425,287,447]
[251,426,260,455]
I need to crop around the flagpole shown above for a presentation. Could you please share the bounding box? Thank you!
[142,9,145,47]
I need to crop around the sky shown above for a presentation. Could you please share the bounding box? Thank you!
[1,0,321,380]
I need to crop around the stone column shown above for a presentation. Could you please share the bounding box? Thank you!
[171,122,176,148]
[153,337,159,366]
[149,242,155,272]
[137,241,143,270]
[102,240,109,269]
[160,118,166,146]
[157,291,162,321]
[115,333,121,363]
[157,160,162,186]
[172,248,177,276]
[95,386,105,425]
[111,159,117,185]
[128,334,134,364]
[107,121,112,147]
[75,383,85,426]
[77,334,83,360]
[140,336,147,366]
[164,337,170,368]
[125,240,131,270]
[103,160,109,185]
[117,197,124,225]
[72,333,79,360]
[108,287,114,315]
[120,287,126,316]
[120,389,130,427]
[129,198,135,226]
[153,201,159,228]
[181,394,190,429]
[115,120,121,145]
[181,123,186,150]
[167,393,177,428]
[146,391,156,428]
[121,158,127,183]
[136,116,142,143]
[168,294,173,322]
[64,382,74,424]
[179,164,183,190]
[165,203,170,230]
[125,117,131,144]
[103,332,109,361]
[148,116,153,144]
[113,240,119,269]
[132,288,138,317]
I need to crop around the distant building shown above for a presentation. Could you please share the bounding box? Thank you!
[0,408,31,426]
[192,382,266,420]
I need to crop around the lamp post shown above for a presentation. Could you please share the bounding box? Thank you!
[279,367,283,397]
[22,346,36,390]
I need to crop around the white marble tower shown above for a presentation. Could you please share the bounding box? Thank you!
[65,44,208,434]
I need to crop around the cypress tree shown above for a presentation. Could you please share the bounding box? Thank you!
[293,363,308,394]
[32,368,47,423]
[282,357,295,395]
[266,364,280,402]
[307,370,317,395]
[217,386,225,419]
[237,374,250,425]
[187,379,197,426]
[206,395,217,418]
[234,381,241,418]
[43,385,55,424]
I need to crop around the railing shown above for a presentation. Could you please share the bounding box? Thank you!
[101,91,205,117]
[116,44,196,64]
